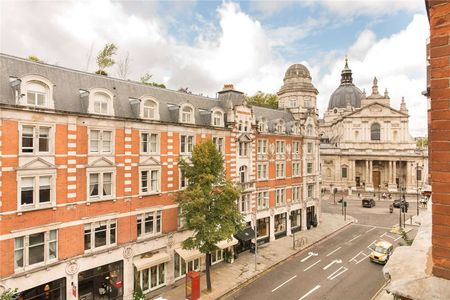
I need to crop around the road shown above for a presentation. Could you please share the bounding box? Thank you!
[226,193,420,300]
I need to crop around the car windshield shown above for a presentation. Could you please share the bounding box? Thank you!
[374,246,388,254]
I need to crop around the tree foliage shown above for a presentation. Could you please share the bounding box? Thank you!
[176,140,243,291]
[96,43,118,76]
[416,136,428,148]
[27,55,42,63]
[140,73,166,88]
[0,288,18,300]
[245,91,278,108]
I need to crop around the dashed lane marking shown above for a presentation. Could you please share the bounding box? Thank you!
[365,226,377,233]
[303,260,321,272]
[271,275,297,293]
[326,247,342,257]
[328,266,349,280]
[347,234,362,243]
[298,285,321,300]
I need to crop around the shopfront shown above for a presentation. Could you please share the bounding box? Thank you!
[306,206,315,229]
[14,278,66,300]
[234,227,255,253]
[274,213,287,239]
[133,252,170,293]
[78,261,123,300]
[212,237,238,264]
[290,209,302,233]
[174,248,202,280]
[256,217,270,244]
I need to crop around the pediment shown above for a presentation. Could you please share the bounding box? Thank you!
[348,103,406,118]
[88,157,115,168]
[139,156,161,166]
[238,133,252,142]
[20,158,55,170]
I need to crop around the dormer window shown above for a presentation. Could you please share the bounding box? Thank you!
[180,104,194,123]
[212,110,224,127]
[19,75,55,109]
[88,89,114,116]
[276,121,285,134]
[258,119,267,133]
[141,98,160,120]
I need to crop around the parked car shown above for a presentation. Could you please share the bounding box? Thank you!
[393,199,409,208]
[369,240,394,264]
[362,198,376,208]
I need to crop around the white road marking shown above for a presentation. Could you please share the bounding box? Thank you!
[349,251,369,264]
[271,275,297,292]
[327,266,345,279]
[323,259,342,270]
[328,267,349,280]
[303,259,321,271]
[326,247,342,257]
[365,226,376,233]
[300,251,318,262]
[348,234,362,243]
[298,285,321,300]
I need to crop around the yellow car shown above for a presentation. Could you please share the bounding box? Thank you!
[369,240,394,264]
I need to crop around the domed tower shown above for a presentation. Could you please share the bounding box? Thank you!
[277,63,319,121]
[327,58,363,110]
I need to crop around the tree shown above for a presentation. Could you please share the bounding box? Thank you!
[176,140,243,292]
[27,55,42,63]
[245,91,278,108]
[95,43,117,76]
[0,288,17,300]
[117,52,131,80]
[140,73,166,88]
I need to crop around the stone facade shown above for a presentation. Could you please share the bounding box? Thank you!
[319,60,428,195]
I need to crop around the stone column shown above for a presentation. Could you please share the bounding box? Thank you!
[269,212,275,241]
[286,207,292,236]
[365,160,369,185]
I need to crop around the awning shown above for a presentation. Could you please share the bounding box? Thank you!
[235,227,255,242]
[175,247,204,262]
[216,237,238,249]
[134,252,171,271]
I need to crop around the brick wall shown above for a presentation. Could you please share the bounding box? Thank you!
[427,0,450,280]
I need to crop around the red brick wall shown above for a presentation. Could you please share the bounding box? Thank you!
[427,0,450,280]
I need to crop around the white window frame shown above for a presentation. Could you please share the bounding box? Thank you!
[211,109,224,127]
[88,89,114,116]
[307,142,313,154]
[140,132,159,154]
[87,169,116,201]
[292,141,301,154]
[292,186,301,202]
[276,140,285,155]
[179,168,188,190]
[276,188,285,206]
[180,135,194,155]
[19,123,54,155]
[257,139,268,154]
[138,262,166,293]
[141,98,160,120]
[239,165,248,183]
[180,104,195,124]
[238,142,249,157]
[137,210,162,238]
[307,162,313,174]
[292,161,301,177]
[212,136,224,154]
[19,75,55,109]
[89,128,114,154]
[139,167,161,195]
[276,162,285,179]
[257,191,269,210]
[84,219,117,252]
[307,184,314,199]
[17,171,56,211]
[14,230,58,271]
[239,194,251,213]
[257,163,268,180]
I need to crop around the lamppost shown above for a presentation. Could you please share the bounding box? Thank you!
[415,162,423,216]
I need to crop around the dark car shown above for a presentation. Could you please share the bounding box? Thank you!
[362,198,376,208]
[393,199,409,208]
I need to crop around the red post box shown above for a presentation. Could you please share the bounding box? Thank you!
[185,271,200,300]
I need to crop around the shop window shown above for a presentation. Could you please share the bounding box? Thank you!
[276,188,285,206]
[274,213,286,234]
[140,132,159,154]
[20,124,52,154]
[212,137,224,154]
[13,278,66,299]
[257,139,268,154]
[137,211,162,238]
[19,174,55,210]
[257,191,268,209]
[291,209,301,228]
[276,162,285,178]
[14,230,57,270]
[211,249,224,265]
[140,169,160,195]
[180,135,194,154]
[292,162,301,177]
[174,252,200,279]
[78,261,123,300]
[256,217,269,238]
[138,263,166,292]
[88,171,114,200]
[371,123,381,140]
[89,129,113,154]
[84,220,116,251]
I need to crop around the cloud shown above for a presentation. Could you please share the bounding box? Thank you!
[315,14,429,137]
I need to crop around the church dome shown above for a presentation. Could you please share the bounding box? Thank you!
[284,64,311,80]
[328,58,362,110]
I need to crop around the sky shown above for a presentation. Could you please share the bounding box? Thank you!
[0,0,429,136]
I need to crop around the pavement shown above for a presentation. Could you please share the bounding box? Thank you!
[146,212,354,300]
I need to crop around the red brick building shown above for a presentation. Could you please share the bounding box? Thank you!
[0,54,321,299]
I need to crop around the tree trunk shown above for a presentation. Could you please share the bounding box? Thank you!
[205,252,212,291]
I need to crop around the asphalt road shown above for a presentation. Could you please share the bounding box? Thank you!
[226,193,420,300]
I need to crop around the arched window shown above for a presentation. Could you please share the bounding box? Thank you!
[25,80,49,107]
[371,123,381,141]
[93,92,111,115]
[212,111,223,126]
[181,105,194,123]
[276,121,285,133]
[239,166,248,183]
[143,99,157,119]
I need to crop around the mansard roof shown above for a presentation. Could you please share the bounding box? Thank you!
[252,105,294,122]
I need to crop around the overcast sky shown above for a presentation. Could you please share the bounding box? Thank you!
[0,0,428,136]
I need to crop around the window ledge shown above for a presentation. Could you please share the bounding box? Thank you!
[86,197,116,205]
[139,192,162,198]
[13,259,59,277]
[18,205,56,215]
[137,233,164,243]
